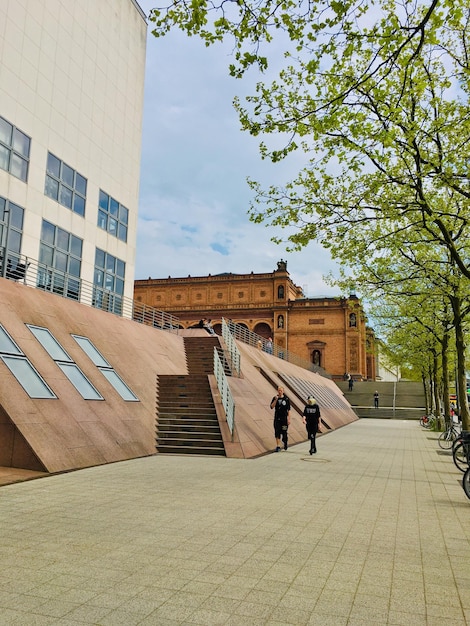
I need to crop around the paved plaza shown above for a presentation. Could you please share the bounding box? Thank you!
[0,419,468,625]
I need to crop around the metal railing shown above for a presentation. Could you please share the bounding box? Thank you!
[0,248,180,333]
[221,318,241,376]
[214,346,235,437]
[225,319,329,376]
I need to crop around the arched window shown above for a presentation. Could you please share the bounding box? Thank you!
[312,350,321,367]
[277,285,285,299]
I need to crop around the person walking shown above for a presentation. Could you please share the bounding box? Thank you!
[374,390,379,409]
[303,396,321,455]
[270,386,291,451]
[348,375,354,391]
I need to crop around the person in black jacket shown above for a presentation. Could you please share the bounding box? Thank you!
[303,396,321,455]
[270,386,291,451]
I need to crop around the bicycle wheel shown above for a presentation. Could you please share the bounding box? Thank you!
[438,429,458,450]
[463,467,470,500]
[453,442,470,472]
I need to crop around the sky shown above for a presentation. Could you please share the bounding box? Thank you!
[135,1,341,297]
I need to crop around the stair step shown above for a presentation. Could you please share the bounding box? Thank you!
[156,445,225,456]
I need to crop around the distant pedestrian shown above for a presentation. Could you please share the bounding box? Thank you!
[265,337,273,354]
[374,390,379,408]
[303,396,321,455]
[348,376,354,391]
[270,386,291,452]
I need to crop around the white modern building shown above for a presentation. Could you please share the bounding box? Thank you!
[0,0,147,312]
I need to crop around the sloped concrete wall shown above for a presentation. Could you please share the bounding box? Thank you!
[0,279,187,473]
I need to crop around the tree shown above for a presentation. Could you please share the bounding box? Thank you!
[149,1,470,422]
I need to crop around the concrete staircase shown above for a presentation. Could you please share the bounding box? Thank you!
[336,380,426,419]
[156,336,226,455]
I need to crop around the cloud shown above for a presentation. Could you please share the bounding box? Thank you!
[136,1,341,296]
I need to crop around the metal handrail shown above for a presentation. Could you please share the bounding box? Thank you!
[214,346,235,437]
[221,318,241,376]
[0,248,180,333]
[226,319,329,376]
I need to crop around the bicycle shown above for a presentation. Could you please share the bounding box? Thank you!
[438,422,461,450]
[452,432,470,473]
[463,466,470,500]
[420,414,437,429]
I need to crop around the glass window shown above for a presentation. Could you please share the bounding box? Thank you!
[27,325,102,400]
[72,335,139,401]
[0,325,56,399]
[2,355,56,399]
[38,221,82,301]
[0,325,22,355]
[47,153,61,177]
[0,118,12,145]
[57,363,103,400]
[97,190,129,241]
[44,152,86,215]
[0,198,24,260]
[0,117,30,182]
[93,249,126,316]
[72,335,110,367]
[27,325,73,362]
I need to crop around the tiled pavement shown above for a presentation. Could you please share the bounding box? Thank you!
[0,419,468,625]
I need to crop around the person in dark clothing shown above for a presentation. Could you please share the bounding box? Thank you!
[270,386,291,451]
[374,390,379,408]
[303,396,321,455]
[348,375,354,391]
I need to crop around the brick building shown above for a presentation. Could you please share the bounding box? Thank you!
[134,260,376,380]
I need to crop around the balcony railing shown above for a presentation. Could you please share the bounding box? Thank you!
[0,248,180,333]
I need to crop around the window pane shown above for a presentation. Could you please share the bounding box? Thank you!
[12,128,30,157]
[105,255,115,273]
[58,362,103,400]
[97,209,107,230]
[39,244,53,266]
[119,205,128,225]
[72,335,110,367]
[101,369,138,401]
[1,355,56,399]
[41,220,55,245]
[56,228,69,252]
[10,203,24,229]
[61,162,74,187]
[45,175,59,200]
[75,173,87,195]
[68,256,81,277]
[73,194,85,216]
[95,248,105,268]
[0,117,12,145]
[105,273,115,290]
[27,325,73,362]
[0,145,10,172]
[70,235,82,257]
[94,268,104,286]
[116,259,125,278]
[109,198,119,217]
[67,278,80,300]
[54,250,68,272]
[108,217,117,234]
[0,326,22,354]
[99,190,108,211]
[115,277,124,296]
[117,223,127,242]
[59,184,72,208]
[47,153,61,177]
[10,153,28,181]
[8,230,21,254]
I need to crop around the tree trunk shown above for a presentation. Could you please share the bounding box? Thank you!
[450,294,469,430]
[441,329,450,428]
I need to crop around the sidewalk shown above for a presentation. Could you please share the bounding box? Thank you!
[0,419,468,625]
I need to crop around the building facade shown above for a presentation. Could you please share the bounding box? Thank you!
[0,0,147,311]
[134,260,377,380]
